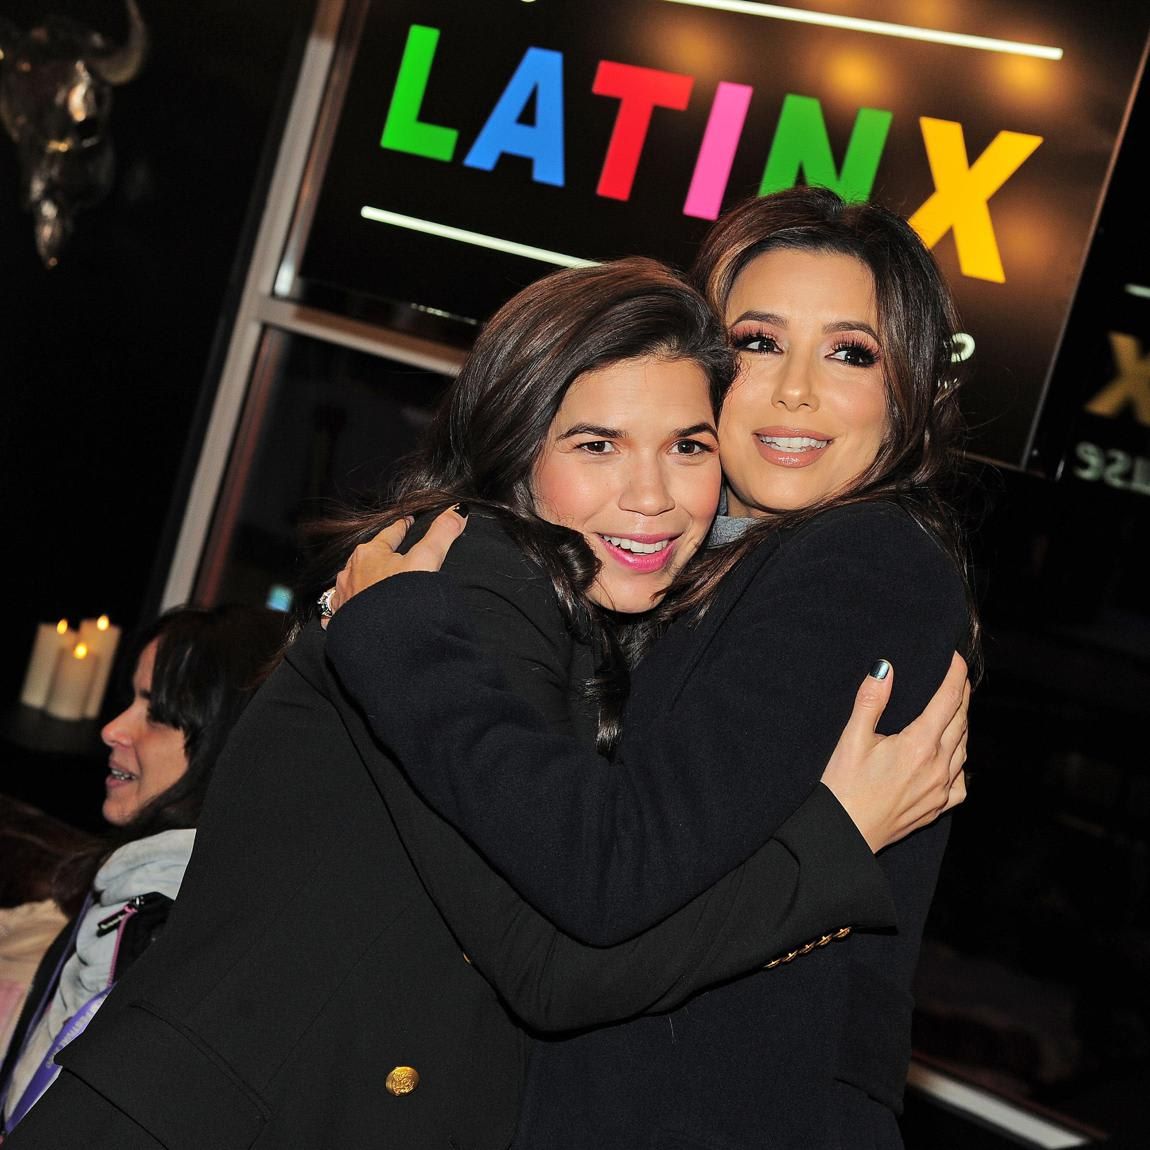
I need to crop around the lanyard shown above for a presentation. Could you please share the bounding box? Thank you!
[3,985,112,1131]
[0,895,91,1124]
[1,894,144,1133]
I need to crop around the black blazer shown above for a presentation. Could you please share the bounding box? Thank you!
[326,502,969,1149]
[7,515,894,1150]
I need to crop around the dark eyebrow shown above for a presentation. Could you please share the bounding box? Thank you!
[730,310,880,343]
[556,423,624,441]
[729,309,785,328]
[556,421,719,442]
[825,319,881,342]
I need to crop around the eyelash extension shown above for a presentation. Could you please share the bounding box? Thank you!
[730,327,778,352]
[830,339,880,367]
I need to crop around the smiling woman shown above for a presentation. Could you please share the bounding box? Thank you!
[0,605,286,1134]
[721,247,889,514]
[100,641,192,827]
[531,354,721,612]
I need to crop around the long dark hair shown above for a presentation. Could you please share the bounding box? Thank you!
[674,186,980,671]
[123,604,289,835]
[307,257,735,750]
[59,604,287,909]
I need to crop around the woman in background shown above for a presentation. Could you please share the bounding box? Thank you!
[0,604,285,1133]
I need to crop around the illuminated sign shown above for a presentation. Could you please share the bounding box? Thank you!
[379,25,1044,286]
[297,0,1150,468]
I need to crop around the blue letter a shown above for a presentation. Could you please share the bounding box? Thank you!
[464,48,565,186]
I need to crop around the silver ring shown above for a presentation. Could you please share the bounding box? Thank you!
[317,587,336,619]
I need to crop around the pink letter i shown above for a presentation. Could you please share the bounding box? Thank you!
[683,82,753,220]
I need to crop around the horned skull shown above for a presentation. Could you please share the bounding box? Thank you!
[0,0,147,267]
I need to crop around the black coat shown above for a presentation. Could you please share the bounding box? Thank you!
[7,515,894,1150]
[325,502,969,1149]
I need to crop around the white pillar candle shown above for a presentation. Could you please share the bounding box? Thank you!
[78,616,104,649]
[20,619,74,708]
[82,615,122,718]
[44,641,99,720]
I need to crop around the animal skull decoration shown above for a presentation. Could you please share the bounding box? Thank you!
[0,0,147,266]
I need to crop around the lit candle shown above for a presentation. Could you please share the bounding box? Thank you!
[44,641,98,720]
[78,616,104,649]
[20,619,74,708]
[82,615,122,718]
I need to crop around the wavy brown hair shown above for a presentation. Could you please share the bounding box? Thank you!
[305,257,735,750]
[668,187,980,672]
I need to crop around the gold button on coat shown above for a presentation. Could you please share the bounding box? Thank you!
[385,1066,420,1096]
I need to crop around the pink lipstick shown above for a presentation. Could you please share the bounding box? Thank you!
[751,426,831,469]
[597,533,678,575]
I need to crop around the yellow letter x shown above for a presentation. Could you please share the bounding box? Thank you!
[909,118,1043,284]
[1086,333,1150,427]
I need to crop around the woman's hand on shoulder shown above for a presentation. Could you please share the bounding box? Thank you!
[321,505,469,626]
[819,651,969,852]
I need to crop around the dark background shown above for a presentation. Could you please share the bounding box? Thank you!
[0,0,314,705]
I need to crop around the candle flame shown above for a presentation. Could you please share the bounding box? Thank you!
[56,619,69,635]
[73,642,90,660]
[97,615,110,631]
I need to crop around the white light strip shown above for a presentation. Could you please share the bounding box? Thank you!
[658,0,1063,60]
[360,206,598,268]
[907,1064,1091,1148]
[1124,282,1150,299]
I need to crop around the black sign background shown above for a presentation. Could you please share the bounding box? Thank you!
[297,0,1149,469]
[1046,71,1150,495]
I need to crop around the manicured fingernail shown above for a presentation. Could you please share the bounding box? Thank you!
[452,503,469,519]
[869,659,891,680]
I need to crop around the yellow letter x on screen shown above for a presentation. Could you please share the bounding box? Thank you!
[909,118,1043,284]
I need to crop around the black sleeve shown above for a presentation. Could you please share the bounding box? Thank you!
[324,515,896,1027]
[355,735,895,1031]
[327,504,963,945]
